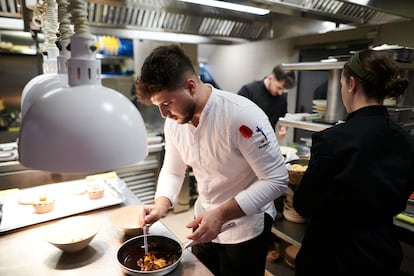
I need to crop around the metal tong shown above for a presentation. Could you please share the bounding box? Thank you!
[142,208,149,254]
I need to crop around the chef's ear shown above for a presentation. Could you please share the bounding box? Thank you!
[185,79,196,96]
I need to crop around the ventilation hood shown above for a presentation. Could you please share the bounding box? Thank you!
[0,0,413,44]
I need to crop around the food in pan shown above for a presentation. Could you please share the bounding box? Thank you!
[137,252,169,271]
[117,235,183,274]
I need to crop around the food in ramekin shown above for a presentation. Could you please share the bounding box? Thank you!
[32,194,55,214]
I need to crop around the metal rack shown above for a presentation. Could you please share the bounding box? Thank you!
[280,61,347,126]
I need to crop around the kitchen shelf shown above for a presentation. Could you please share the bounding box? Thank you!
[281,61,347,124]
[278,117,332,132]
[96,54,133,59]
[272,220,306,248]
[280,61,346,71]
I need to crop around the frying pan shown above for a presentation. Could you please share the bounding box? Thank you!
[117,234,184,276]
[117,222,235,275]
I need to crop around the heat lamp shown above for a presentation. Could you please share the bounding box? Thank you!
[21,0,72,118]
[18,0,148,173]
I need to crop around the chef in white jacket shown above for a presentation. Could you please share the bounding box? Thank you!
[136,44,288,276]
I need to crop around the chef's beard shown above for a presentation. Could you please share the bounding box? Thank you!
[171,100,196,125]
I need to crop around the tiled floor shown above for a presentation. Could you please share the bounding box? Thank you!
[160,207,296,276]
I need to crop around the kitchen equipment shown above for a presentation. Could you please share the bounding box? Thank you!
[117,222,236,275]
[117,235,183,276]
[143,223,149,255]
[0,141,18,162]
[0,178,124,233]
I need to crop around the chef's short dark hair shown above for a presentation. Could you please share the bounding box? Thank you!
[136,44,196,105]
[273,65,296,89]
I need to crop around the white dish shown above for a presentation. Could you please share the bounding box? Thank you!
[45,216,101,252]
[312,100,327,107]
[110,205,143,236]
[280,146,298,156]
[312,104,327,109]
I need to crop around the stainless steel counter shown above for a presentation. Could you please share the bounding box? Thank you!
[0,186,213,276]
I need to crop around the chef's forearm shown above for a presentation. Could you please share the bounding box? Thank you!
[154,196,172,213]
[218,198,245,223]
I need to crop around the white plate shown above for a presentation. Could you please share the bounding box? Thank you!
[312,105,326,111]
[280,146,298,155]
[312,100,327,107]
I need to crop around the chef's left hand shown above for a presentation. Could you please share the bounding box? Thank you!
[185,208,224,243]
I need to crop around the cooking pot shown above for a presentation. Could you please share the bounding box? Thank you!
[117,235,184,276]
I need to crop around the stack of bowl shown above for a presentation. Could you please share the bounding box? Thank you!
[312,100,327,118]
[283,158,308,223]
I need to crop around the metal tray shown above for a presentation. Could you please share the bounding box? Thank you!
[0,178,125,233]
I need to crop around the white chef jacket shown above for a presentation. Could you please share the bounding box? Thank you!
[155,87,288,244]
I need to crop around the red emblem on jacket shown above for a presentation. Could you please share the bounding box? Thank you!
[239,125,253,138]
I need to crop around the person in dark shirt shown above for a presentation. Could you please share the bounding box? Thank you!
[293,49,414,276]
[313,81,328,100]
[238,65,296,140]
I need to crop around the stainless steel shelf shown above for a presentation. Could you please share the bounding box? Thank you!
[278,117,332,132]
[280,61,346,71]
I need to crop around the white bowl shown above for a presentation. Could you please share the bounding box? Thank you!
[45,216,101,252]
[110,205,143,236]
[86,180,105,200]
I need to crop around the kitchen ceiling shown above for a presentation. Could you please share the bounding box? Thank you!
[0,0,413,44]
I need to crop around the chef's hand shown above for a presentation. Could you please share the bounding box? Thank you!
[185,198,244,243]
[138,197,171,228]
[277,125,287,140]
[185,208,225,244]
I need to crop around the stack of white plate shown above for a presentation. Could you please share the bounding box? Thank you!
[312,100,327,118]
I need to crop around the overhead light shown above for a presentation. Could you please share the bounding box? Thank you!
[179,0,270,15]
[21,0,68,119]
[18,0,148,173]
[89,26,247,45]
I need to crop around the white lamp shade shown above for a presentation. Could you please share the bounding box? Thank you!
[18,84,148,173]
[21,73,68,118]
